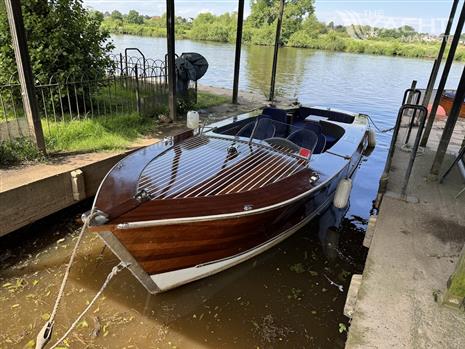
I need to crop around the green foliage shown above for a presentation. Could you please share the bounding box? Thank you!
[0,137,43,167]
[110,10,123,21]
[126,10,144,25]
[190,13,236,42]
[0,0,113,84]
[100,4,465,62]
[194,91,230,110]
[247,0,315,44]
[44,113,153,152]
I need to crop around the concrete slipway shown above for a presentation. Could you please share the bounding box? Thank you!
[345,114,465,348]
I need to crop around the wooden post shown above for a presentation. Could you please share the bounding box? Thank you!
[443,244,465,308]
[4,0,45,152]
[166,0,176,121]
[232,0,245,104]
[269,0,285,102]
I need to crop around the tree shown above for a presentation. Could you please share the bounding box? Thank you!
[126,10,143,24]
[110,10,123,21]
[247,0,315,44]
[0,0,114,83]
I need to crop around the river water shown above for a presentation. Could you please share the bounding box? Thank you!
[1,35,465,348]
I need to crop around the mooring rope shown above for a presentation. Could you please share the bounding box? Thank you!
[364,113,395,133]
[35,210,129,349]
[45,261,129,349]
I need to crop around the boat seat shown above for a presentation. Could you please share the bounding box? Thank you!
[286,129,318,153]
[257,114,289,137]
[303,122,327,153]
[314,134,327,154]
[328,113,354,124]
[265,137,300,153]
[236,118,276,140]
[262,107,288,123]
[304,121,322,135]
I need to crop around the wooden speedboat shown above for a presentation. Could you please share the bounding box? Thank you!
[440,90,465,119]
[87,106,371,293]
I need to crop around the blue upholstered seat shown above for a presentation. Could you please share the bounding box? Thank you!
[286,129,318,153]
[257,114,288,137]
[304,122,322,135]
[314,134,327,154]
[262,107,287,123]
[236,118,276,140]
[304,122,326,153]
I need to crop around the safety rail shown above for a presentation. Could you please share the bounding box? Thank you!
[398,104,428,198]
[380,84,427,200]
[401,87,422,144]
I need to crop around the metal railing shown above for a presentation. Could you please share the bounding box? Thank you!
[0,55,169,146]
[380,84,427,199]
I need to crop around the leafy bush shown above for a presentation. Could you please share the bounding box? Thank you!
[0,138,43,167]
[0,0,113,84]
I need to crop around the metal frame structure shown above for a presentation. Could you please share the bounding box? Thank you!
[419,0,459,143]
[232,0,245,104]
[421,0,465,148]
[431,65,465,175]
[269,0,285,102]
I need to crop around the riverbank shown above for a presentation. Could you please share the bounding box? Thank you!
[103,20,465,62]
[0,91,229,168]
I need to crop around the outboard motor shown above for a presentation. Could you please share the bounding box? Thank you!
[175,52,208,97]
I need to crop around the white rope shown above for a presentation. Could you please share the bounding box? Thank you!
[50,211,96,323]
[36,211,96,349]
[47,261,129,349]
[35,208,130,349]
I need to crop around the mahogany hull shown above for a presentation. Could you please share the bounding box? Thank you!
[110,176,339,276]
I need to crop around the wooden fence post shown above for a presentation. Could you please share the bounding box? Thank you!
[4,0,46,153]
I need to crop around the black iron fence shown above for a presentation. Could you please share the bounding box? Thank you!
[0,54,174,145]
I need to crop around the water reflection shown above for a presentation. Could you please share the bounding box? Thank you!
[318,204,348,262]
[245,46,311,98]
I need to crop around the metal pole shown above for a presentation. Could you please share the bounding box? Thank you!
[166,0,176,121]
[421,0,463,147]
[135,64,141,115]
[430,65,465,176]
[232,0,244,104]
[269,0,285,102]
[4,0,45,153]
[422,58,438,103]
[421,0,459,114]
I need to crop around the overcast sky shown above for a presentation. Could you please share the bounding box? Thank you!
[83,0,455,34]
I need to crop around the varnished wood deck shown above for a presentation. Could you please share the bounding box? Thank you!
[137,135,308,200]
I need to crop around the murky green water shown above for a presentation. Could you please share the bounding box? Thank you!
[5,36,463,348]
[0,199,366,349]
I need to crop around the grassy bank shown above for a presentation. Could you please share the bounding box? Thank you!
[102,17,465,62]
[1,91,230,167]
[0,138,44,167]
